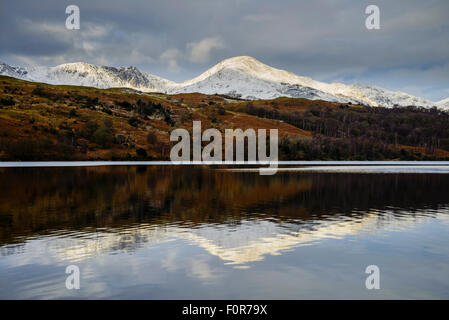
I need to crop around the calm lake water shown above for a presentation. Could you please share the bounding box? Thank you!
[1,165,449,299]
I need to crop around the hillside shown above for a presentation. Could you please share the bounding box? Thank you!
[1,75,449,161]
[1,57,445,108]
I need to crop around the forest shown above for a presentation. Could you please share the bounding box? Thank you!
[244,102,449,160]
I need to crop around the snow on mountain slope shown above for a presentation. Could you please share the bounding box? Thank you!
[0,62,29,78]
[1,57,446,109]
[175,56,373,104]
[352,84,437,108]
[0,61,176,93]
[172,67,361,103]
[437,97,449,109]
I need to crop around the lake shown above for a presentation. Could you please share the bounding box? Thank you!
[1,164,449,299]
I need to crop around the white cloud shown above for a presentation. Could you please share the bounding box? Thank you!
[187,37,225,63]
[158,37,225,72]
[188,257,217,280]
[160,48,182,72]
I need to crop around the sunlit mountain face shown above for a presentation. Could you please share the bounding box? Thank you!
[1,166,449,299]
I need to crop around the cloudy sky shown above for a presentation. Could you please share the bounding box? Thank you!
[0,0,448,101]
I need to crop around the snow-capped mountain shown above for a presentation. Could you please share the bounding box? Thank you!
[0,61,176,92]
[174,56,444,108]
[437,97,449,109]
[0,62,29,78]
[171,56,369,104]
[1,57,447,109]
[352,84,436,108]
[172,67,361,103]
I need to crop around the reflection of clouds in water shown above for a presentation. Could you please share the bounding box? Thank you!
[188,257,217,280]
[0,228,177,267]
[161,249,179,272]
[169,210,449,267]
[2,167,449,299]
[3,209,448,270]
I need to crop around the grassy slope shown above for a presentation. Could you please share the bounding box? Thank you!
[0,76,307,160]
[0,75,448,161]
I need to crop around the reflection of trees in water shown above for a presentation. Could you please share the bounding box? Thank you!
[0,166,449,245]
[305,173,449,214]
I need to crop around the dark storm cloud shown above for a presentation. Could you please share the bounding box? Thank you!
[0,0,448,100]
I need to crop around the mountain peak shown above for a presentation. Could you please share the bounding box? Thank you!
[181,55,302,88]
[214,55,284,73]
[216,55,264,67]
[178,56,376,105]
[125,66,139,71]
[58,61,93,67]
[212,56,288,77]
[56,62,99,73]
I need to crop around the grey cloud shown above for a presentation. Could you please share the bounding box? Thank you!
[0,0,448,100]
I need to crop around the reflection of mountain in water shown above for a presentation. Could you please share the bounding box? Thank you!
[2,209,449,267]
[1,166,449,266]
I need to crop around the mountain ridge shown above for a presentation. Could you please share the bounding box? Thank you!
[437,97,449,108]
[1,57,446,109]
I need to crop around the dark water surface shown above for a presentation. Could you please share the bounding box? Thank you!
[0,166,449,299]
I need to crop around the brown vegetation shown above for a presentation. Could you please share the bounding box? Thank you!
[1,75,448,161]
